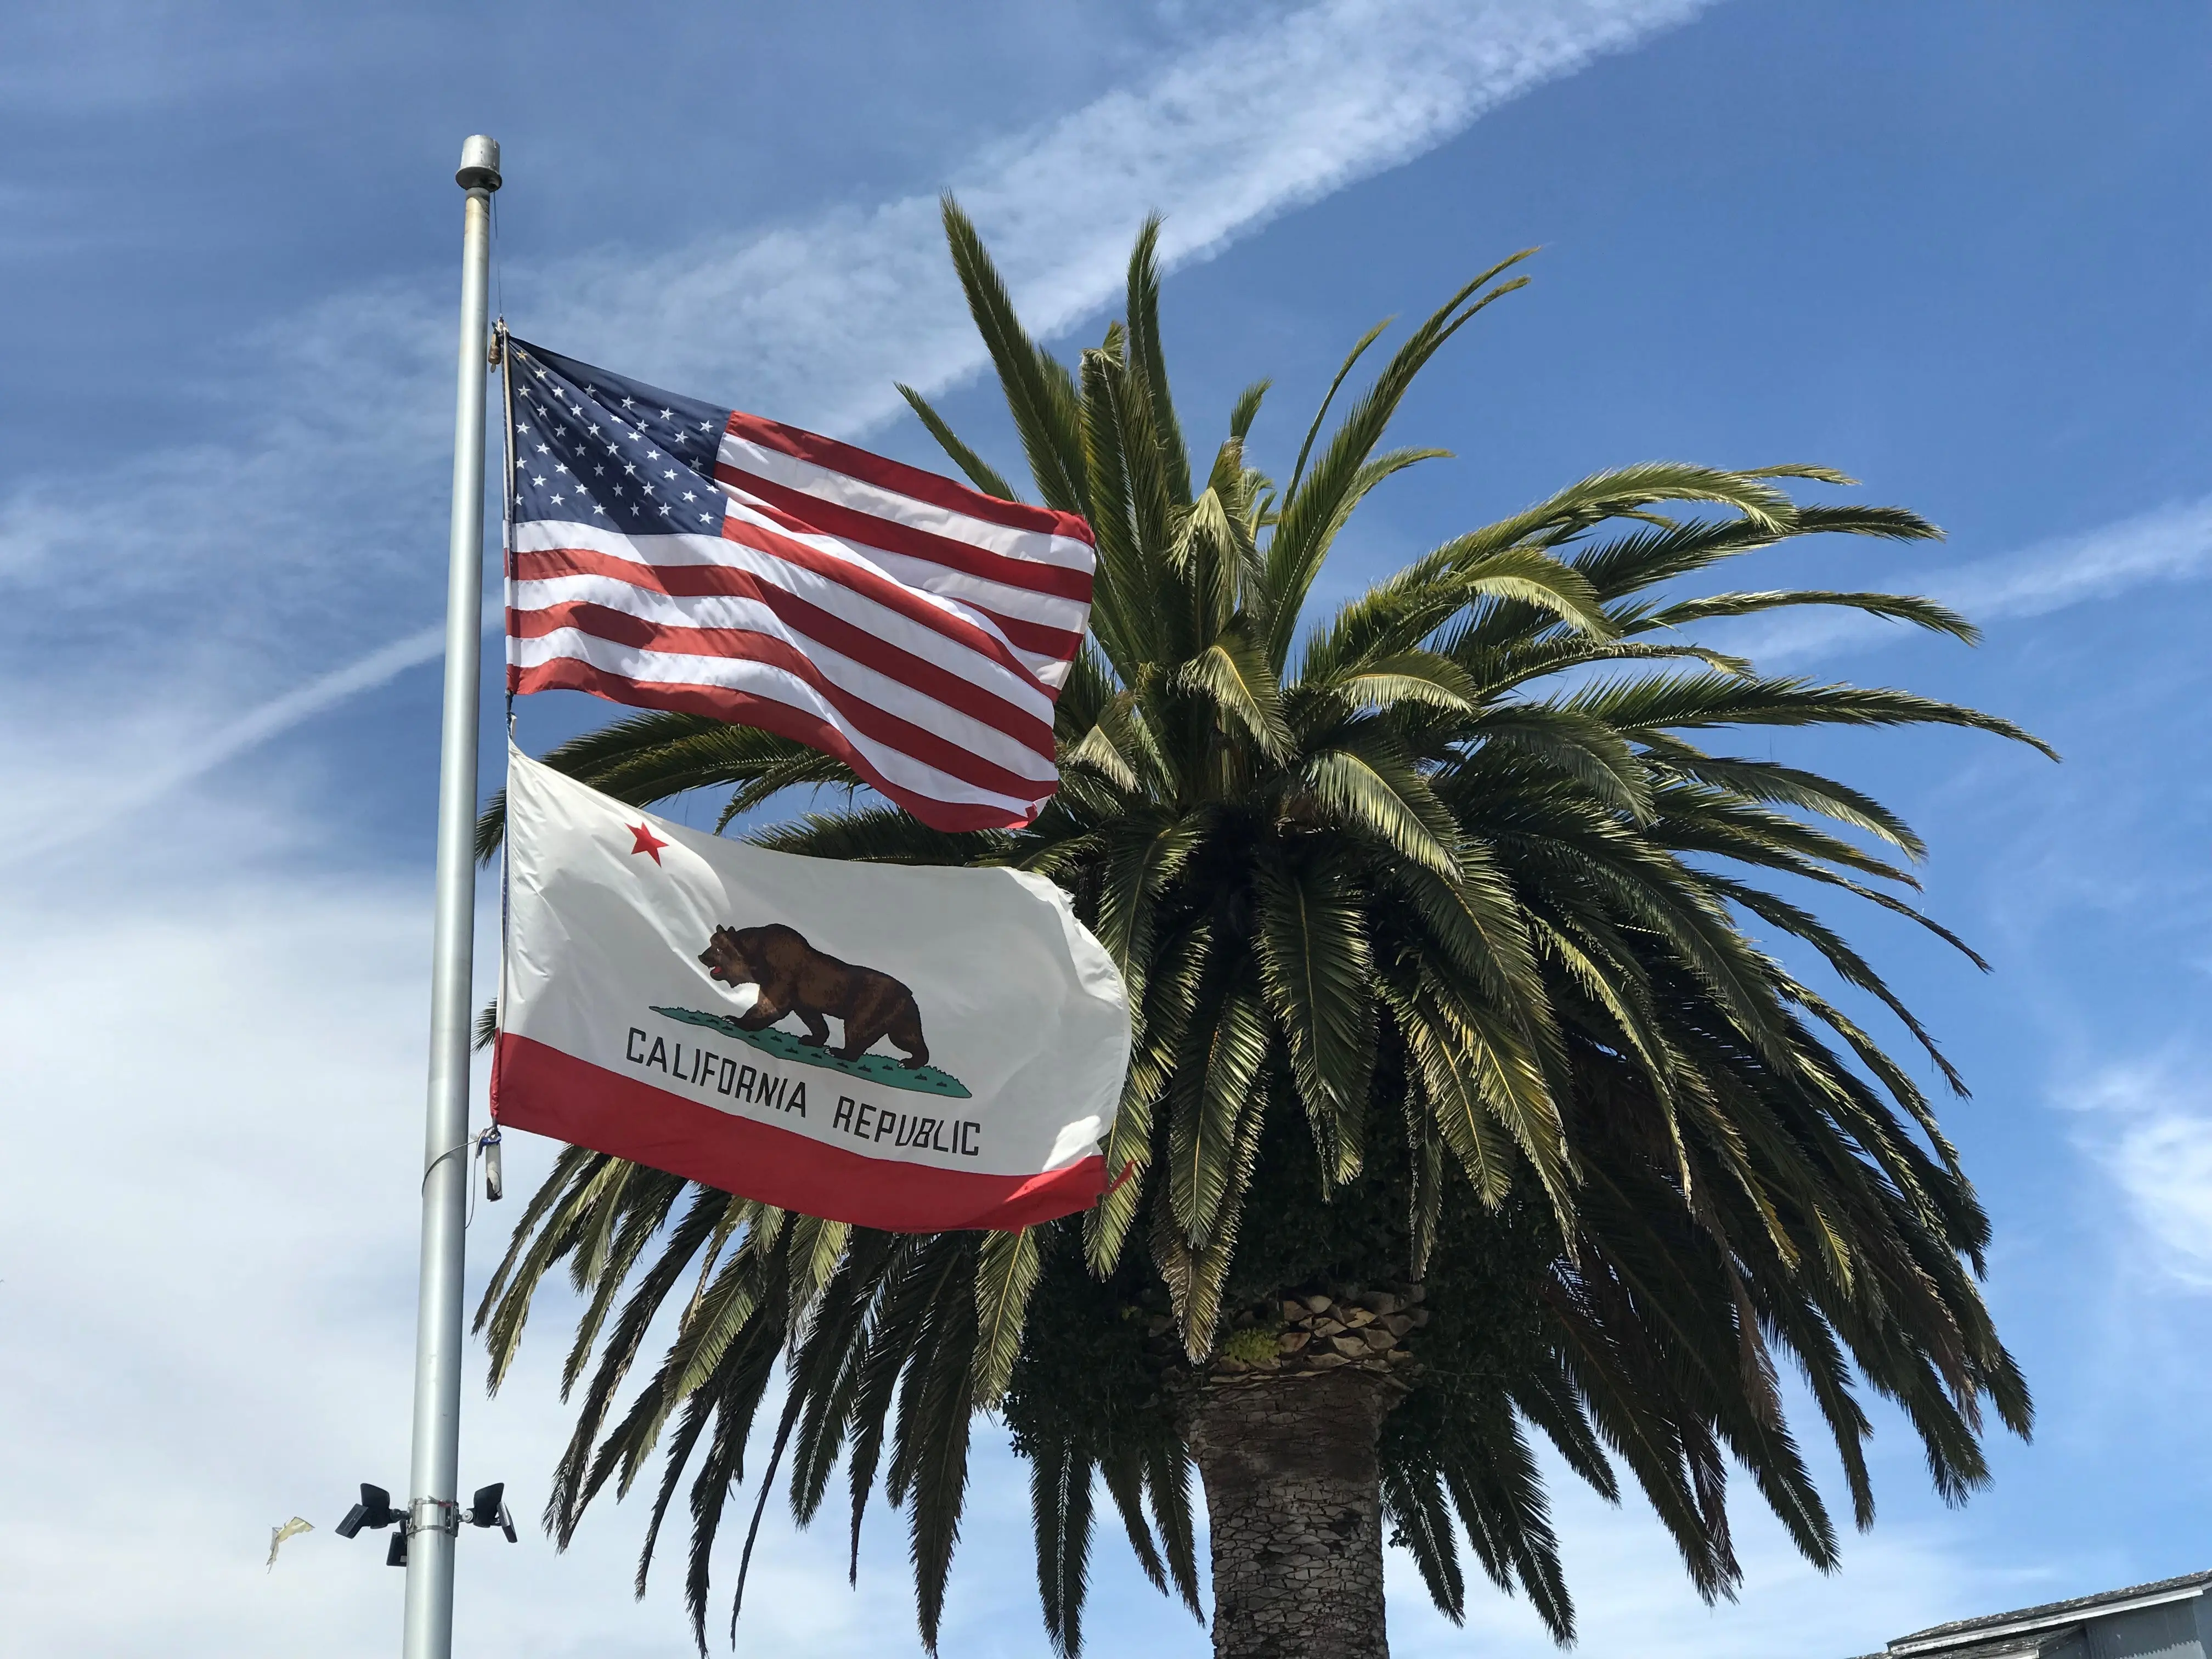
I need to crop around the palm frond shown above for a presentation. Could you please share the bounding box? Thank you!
[1267,251,1536,667]
[972,1226,1042,1407]
[898,381,1022,499]
[1639,588,1977,643]
[1124,214,1192,509]
[1253,848,1375,1183]
[939,196,1088,517]
[1563,670,2058,759]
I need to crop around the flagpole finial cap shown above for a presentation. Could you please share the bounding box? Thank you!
[456,136,502,193]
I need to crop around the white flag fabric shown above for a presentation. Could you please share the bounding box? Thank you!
[494,747,1130,1232]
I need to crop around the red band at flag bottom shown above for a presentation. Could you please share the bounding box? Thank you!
[492,1033,1108,1232]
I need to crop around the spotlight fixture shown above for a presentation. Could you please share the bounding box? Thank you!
[334,1479,514,1568]
[335,1483,402,1540]
[468,1482,517,1543]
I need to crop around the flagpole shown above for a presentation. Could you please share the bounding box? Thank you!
[401,132,500,1659]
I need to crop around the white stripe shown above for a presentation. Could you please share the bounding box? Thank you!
[512,622,1056,786]
[511,632,1042,815]
[715,494,1090,645]
[715,490,1090,679]
[512,580,1056,776]
[849,541,1087,635]
[716,433,1094,573]
[511,521,729,564]
[512,514,1077,689]
[509,521,1058,722]
[513,529,1059,724]
[514,569,1056,735]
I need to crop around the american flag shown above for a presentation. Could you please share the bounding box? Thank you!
[502,338,1094,831]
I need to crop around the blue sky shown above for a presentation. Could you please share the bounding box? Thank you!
[3,3,2210,1655]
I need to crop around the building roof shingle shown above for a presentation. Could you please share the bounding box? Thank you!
[1881,1570,2211,1655]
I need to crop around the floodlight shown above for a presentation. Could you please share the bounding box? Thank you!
[386,1531,408,1568]
[336,1482,400,1539]
[469,1482,517,1543]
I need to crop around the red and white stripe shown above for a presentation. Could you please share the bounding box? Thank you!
[507,414,1093,832]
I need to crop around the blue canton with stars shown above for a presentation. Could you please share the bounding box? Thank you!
[505,337,733,538]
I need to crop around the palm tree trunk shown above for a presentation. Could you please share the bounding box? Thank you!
[1186,1368,1395,1659]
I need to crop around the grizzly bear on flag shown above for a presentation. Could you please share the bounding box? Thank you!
[699,923,930,1070]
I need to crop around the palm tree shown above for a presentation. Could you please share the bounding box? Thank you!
[474,201,2042,1659]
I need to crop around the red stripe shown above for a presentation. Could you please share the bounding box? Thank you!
[507,658,1049,831]
[978,610,1082,665]
[723,519,1085,668]
[494,1034,1107,1232]
[510,596,1055,761]
[724,409,1094,548]
[720,463,1095,605]
[520,538,1080,673]
[716,517,1083,678]
[509,646,1049,798]
[515,534,1061,693]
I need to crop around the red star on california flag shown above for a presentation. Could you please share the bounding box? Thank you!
[627,822,669,865]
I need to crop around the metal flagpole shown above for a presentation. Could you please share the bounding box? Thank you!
[402,132,501,1659]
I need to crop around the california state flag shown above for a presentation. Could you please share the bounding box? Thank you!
[493,747,1128,1231]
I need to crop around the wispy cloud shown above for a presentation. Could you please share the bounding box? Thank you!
[2061,1053,2212,1291]
[1943,496,2212,619]
[0,623,448,858]
[0,0,1714,828]
[1722,495,2212,664]
[534,0,1718,432]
